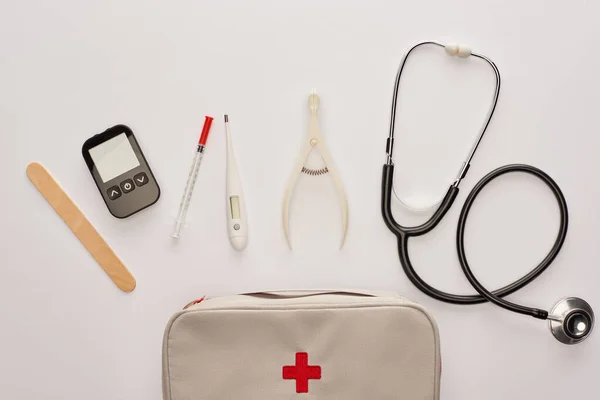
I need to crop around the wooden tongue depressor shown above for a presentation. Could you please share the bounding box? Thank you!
[26,162,136,292]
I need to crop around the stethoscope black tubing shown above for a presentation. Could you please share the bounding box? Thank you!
[456,164,568,319]
[382,163,568,319]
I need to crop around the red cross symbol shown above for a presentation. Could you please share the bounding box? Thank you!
[282,352,322,393]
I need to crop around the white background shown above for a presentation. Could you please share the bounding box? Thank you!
[1,1,599,399]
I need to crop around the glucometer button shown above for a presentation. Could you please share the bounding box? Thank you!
[120,179,135,193]
[107,186,122,200]
[133,172,149,187]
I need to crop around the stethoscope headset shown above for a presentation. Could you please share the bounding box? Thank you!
[381,41,594,345]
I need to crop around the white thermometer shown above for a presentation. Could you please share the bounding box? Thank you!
[224,115,248,251]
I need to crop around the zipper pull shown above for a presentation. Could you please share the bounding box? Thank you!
[183,296,206,310]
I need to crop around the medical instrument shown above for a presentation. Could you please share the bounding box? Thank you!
[172,116,214,239]
[82,125,160,218]
[282,91,349,249]
[381,41,594,344]
[27,162,136,292]
[224,115,248,251]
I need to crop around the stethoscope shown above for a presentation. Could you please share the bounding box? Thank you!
[381,41,594,345]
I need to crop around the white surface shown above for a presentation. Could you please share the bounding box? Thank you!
[88,133,140,183]
[1,1,599,399]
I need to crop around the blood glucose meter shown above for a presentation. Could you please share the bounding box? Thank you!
[82,125,160,218]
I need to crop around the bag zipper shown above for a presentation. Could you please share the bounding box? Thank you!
[183,296,206,310]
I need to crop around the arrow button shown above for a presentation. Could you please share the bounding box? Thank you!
[134,172,149,187]
[107,185,122,200]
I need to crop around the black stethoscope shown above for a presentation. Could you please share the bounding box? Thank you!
[381,41,594,345]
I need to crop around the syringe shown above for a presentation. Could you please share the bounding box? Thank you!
[172,116,214,238]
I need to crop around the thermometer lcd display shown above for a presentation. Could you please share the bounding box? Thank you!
[230,196,241,219]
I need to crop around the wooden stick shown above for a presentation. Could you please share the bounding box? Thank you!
[26,162,136,292]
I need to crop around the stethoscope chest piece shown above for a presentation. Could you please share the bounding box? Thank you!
[549,297,594,344]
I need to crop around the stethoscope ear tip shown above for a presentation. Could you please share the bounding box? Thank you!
[548,297,594,345]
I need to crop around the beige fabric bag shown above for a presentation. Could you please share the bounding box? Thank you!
[162,290,441,400]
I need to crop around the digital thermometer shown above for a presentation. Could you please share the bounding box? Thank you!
[224,115,248,251]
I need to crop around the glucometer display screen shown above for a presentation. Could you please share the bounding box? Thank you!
[88,133,140,182]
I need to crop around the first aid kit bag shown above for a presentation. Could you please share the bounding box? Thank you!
[162,290,441,399]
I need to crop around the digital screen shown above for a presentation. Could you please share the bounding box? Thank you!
[88,133,140,183]
[230,196,241,219]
